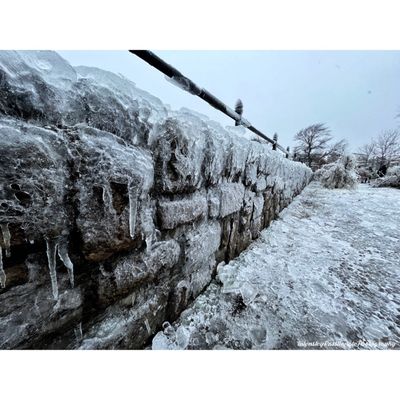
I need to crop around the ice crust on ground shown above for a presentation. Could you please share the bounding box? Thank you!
[152,183,400,349]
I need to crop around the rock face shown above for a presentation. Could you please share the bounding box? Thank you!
[0,51,312,349]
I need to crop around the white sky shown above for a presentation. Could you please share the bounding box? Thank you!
[58,51,400,152]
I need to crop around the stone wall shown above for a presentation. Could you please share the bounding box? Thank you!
[0,51,312,349]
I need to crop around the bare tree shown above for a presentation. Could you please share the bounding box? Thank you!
[325,139,348,164]
[294,123,331,168]
[373,130,400,169]
[358,142,375,165]
[293,123,346,169]
[358,130,400,176]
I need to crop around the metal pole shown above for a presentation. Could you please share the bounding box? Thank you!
[272,133,278,151]
[129,50,288,156]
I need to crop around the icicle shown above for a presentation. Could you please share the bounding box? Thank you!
[46,239,59,300]
[145,236,152,253]
[57,240,74,288]
[1,223,11,257]
[141,207,155,253]
[0,245,6,288]
[101,184,113,210]
[128,179,140,239]
[74,322,83,342]
[144,318,151,335]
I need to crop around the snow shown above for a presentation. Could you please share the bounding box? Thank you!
[152,183,400,349]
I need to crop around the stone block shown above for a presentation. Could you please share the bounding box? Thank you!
[219,182,245,218]
[158,194,207,229]
[153,118,206,194]
[256,176,267,192]
[207,189,221,219]
[184,221,221,270]
[253,194,265,219]
[74,126,154,262]
[0,119,70,246]
[97,240,180,306]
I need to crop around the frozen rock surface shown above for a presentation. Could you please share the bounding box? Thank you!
[0,51,311,349]
[158,193,208,229]
[154,183,400,350]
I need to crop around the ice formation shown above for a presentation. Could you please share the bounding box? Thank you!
[239,282,258,305]
[128,179,140,239]
[175,326,190,349]
[315,155,358,189]
[46,239,59,300]
[75,65,169,126]
[101,184,113,210]
[0,223,11,288]
[74,323,83,342]
[144,319,152,335]
[165,75,201,96]
[0,50,313,349]
[57,240,74,287]
[0,245,5,288]
[44,238,75,298]
[152,331,176,350]
[1,223,11,257]
[152,183,400,350]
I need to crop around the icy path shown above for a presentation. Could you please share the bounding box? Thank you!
[152,183,400,349]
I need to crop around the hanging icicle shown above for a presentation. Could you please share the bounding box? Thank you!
[0,245,6,288]
[57,240,74,288]
[74,322,83,342]
[101,184,113,211]
[46,239,59,300]
[144,318,152,335]
[141,207,155,253]
[128,179,140,239]
[1,223,11,257]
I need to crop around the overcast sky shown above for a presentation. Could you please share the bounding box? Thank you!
[58,51,400,152]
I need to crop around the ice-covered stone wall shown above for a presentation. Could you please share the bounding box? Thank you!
[0,51,312,349]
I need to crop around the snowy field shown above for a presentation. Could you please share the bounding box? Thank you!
[152,183,400,349]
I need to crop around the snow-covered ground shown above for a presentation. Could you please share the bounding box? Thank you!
[152,183,400,349]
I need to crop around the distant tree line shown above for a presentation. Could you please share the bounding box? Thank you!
[292,122,400,179]
[357,130,400,177]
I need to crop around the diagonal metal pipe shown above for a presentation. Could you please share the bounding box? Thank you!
[129,50,289,156]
